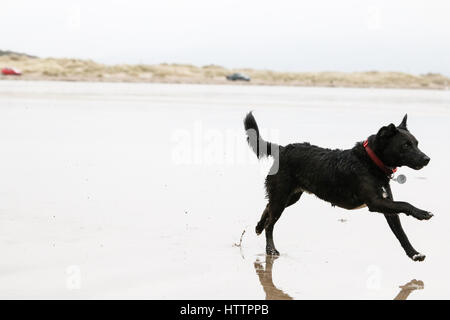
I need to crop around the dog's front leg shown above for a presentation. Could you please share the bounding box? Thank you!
[385,214,425,261]
[366,198,433,220]
[383,184,426,261]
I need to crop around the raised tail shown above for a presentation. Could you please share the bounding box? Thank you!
[244,112,277,158]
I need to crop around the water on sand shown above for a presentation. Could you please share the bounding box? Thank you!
[0,80,449,299]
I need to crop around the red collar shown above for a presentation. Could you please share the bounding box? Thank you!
[363,140,397,176]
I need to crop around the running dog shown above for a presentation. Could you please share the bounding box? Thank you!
[244,112,432,261]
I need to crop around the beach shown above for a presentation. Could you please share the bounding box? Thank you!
[0,80,449,299]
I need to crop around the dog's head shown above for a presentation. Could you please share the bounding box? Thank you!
[375,114,430,170]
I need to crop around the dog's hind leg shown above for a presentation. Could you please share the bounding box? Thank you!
[265,201,286,256]
[256,192,302,236]
[285,192,303,207]
[264,192,297,255]
[256,204,269,235]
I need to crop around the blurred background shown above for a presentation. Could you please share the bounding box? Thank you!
[1,0,449,77]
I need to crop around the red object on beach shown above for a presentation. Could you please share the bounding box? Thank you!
[2,67,22,75]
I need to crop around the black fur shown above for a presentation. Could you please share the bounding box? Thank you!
[244,112,432,261]
[244,111,278,158]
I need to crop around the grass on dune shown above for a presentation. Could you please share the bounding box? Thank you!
[0,54,448,89]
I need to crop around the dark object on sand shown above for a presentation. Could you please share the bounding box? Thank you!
[2,67,22,76]
[244,112,432,261]
[226,73,250,82]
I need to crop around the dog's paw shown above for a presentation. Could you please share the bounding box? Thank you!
[255,224,264,235]
[411,209,433,221]
[266,247,280,256]
[423,211,434,220]
[411,253,426,262]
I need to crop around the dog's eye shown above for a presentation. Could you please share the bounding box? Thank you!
[402,142,411,150]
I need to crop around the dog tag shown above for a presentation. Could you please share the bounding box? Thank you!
[382,187,388,198]
[393,174,407,184]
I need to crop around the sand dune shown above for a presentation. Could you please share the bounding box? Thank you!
[1,54,449,90]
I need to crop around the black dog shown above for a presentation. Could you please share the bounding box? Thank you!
[244,112,432,261]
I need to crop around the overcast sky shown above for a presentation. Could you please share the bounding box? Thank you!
[2,0,450,75]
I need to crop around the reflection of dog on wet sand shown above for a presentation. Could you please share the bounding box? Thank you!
[254,256,292,300]
[244,113,432,261]
[254,256,423,300]
[394,279,424,300]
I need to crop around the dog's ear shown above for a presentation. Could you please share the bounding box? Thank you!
[398,114,408,130]
[377,123,398,140]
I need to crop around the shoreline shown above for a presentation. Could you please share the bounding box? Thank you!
[2,76,449,92]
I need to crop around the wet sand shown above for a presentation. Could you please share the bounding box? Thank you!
[0,80,449,299]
